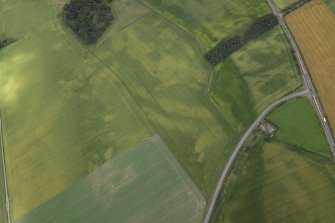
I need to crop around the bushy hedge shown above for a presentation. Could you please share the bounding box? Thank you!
[205,14,278,66]
[283,0,312,15]
[0,38,16,49]
[63,0,114,44]
[243,14,278,43]
[205,36,242,66]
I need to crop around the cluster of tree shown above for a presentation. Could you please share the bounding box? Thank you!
[0,38,16,49]
[204,36,241,66]
[205,14,278,66]
[283,0,312,15]
[63,0,114,44]
[243,14,278,43]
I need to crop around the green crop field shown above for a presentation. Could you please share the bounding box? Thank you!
[15,136,206,223]
[0,0,152,219]
[274,0,299,10]
[211,142,335,223]
[1,0,240,219]
[94,13,238,198]
[96,0,150,45]
[209,26,301,131]
[0,0,308,221]
[268,98,330,156]
[144,0,270,48]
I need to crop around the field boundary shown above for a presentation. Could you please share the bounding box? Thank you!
[152,134,206,208]
[16,135,206,223]
[95,13,148,48]
[140,0,207,52]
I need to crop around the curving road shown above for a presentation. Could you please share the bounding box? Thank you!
[204,2,335,222]
[267,0,335,158]
[203,90,309,223]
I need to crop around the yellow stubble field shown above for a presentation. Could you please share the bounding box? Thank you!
[286,0,335,131]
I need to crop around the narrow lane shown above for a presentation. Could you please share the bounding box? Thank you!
[203,90,309,223]
[267,0,335,158]
[204,2,335,222]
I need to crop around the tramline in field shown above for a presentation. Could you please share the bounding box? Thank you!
[15,136,206,223]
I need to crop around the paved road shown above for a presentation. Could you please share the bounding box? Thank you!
[203,90,309,223]
[0,118,11,223]
[204,2,335,222]
[267,0,335,158]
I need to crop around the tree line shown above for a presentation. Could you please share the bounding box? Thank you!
[63,0,114,44]
[205,14,278,66]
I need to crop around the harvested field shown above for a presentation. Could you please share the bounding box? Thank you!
[15,136,206,223]
[286,0,335,134]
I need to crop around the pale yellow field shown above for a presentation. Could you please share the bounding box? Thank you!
[286,0,335,132]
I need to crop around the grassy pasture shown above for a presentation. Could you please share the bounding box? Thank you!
[94,13,239,197]
[211,142,335,223]
[324,0,335,13]
[268,98,330,156]
[15,136,206,223]
[144,0,270,48]
[51,0,68,12]
[286,0,335,136]
[274,0,300,10]
[0,0,151,219]
[209,26,301,131]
